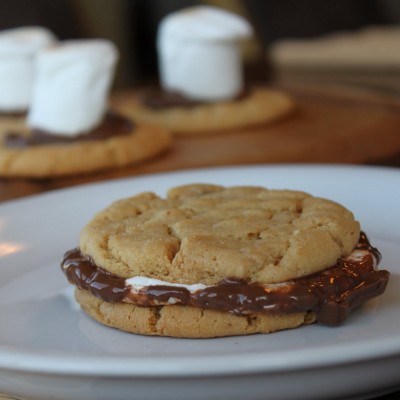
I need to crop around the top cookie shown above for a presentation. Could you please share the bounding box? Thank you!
[80,184,360,285]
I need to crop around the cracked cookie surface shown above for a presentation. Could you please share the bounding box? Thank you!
[80,184,360,285]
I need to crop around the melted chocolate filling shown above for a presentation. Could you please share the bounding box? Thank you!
[4,111,134,148]
[137,86,250,110]
[61,233,389,326]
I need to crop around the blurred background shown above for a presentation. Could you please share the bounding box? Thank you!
[1,0,399,93]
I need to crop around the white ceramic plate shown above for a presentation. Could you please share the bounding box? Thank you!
[0,165,399,400]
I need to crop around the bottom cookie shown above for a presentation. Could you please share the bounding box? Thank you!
[0,123,171,178]
[114,87,295,135]
[75,288,316,338]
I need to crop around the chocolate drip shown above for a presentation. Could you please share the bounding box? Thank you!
[61,233,390,325]
[4,112,134,148]
[137,86,250,110]
[61,248,130,303]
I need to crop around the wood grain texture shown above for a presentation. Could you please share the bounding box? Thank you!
[1,83,400,202]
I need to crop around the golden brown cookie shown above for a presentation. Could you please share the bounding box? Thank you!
[61,183,390,338]
[75,288,316,338]
[0,116,171,178]
[79,184,360,284]
[113,87,294,135]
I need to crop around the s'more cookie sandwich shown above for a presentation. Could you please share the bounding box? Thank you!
[61,184,389,338]
[0,39,171,178]
[115,6,294,135]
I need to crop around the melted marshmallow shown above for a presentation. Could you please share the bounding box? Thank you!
[125,247,375,298]
[126,276,207,293]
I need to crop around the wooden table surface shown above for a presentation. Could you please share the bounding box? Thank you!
[1,82,400,202]
[0,83,399,400]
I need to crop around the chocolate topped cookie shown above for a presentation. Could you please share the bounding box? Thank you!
[115,86,294,135]
[0,39,171,178]
[0,108,171,178]
[62,184,389,338]
[114,6,294,135]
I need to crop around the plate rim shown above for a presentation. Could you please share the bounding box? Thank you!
[0,333,400,377]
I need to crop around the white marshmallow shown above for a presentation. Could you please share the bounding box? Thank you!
[157,6,252,101]
[0,26,56,112]
[28,39,118,136]
[126,276,207,293]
